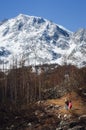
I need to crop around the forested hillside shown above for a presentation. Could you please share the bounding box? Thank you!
[0,64,86,106]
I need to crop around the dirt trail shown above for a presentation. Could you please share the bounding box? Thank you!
[43,91,86,116]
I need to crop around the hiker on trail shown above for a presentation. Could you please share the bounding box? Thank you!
[64,98,69,110]
[68,100,72,109]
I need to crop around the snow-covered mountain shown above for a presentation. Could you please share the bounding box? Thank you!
[0,14,86,69]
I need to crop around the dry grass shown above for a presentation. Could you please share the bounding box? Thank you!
[43,91,86,117]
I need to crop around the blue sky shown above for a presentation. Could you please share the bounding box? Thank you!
[0,0,86,32]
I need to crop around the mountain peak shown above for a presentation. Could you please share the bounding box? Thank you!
[75,28,86,35]
[15,14,71,33]
[73,28,86,42]
[17,13,26,17]
[16,14,45,21]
